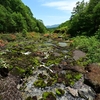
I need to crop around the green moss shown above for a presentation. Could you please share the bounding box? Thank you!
[25,68,33,77]
[74,73,82,80]
[76,57,89,66]
[25,96,32,100]
[49,72,58,78]
[33,79,46,88]
[32,57,40,67]
[0,95,3,100]
[65,71,82,86]
[16,66,25,73]
[11,66,25,76]
[38,73,47,79]
[42,92,56,100]
[55,88,65,96]
[0,58,9,68]
[47,78,57,86]
[45,56,62,66]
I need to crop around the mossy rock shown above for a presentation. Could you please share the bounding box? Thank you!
[42,92,56,100]
[11,66,25,77]
[25,96,32,100]
[38,73,47,80]
[65,71,82,86]
[33,79,46,88]
[45,56,62,66]
[47,78,57,86]
[39,98,44,100]
[25,68,33,77]
[0,95,3,100]
[48,71,58,78]
[55,88,65,96]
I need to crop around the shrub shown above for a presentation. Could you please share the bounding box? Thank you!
[22,29,27,37]
[0,39,7,48]
[71,36,100,63]
[0,34,16,42]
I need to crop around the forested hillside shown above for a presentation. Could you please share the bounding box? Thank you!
[57,0,100,37]
[0,0,46,33]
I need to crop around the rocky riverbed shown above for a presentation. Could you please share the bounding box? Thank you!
[0,34,100,100]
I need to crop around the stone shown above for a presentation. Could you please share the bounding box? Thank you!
[73,50,86,61]
[84,63,100,93]
[78,88,95,100]
[66,87,78,97]
[62,65,85,73]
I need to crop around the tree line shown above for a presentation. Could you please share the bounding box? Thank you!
[0,0,46,33]
[59,0,100,37]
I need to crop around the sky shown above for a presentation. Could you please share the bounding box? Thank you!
[22,0,89,26]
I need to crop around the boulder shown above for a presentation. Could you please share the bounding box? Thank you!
[0,74,22,100]
[73,50,86,60]
[84,63,100,93]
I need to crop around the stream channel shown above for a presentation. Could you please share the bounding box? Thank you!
[18,38,96,100]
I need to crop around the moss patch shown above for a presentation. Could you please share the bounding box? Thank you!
[55,88,65,96]
[47,78,57,86]
[25,96,32,100]
[42,92,56,100]
[65,71,82,86]
[33,79,46,88]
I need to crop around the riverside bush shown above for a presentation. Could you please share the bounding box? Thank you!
[71,36,100,63]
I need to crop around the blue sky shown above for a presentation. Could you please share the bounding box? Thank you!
[22,0,89,26]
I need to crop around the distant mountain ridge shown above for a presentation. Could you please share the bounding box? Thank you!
[46,24,60,28]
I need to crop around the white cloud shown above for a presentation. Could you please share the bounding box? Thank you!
[42,1,76,11]
[42,0,89,11]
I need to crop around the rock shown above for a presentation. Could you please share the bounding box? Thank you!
[0,74,22,100]
[58,42,67,47]
[84,63,100,93]
[62,65,85,73]
[66,87,78,97]
[78,87,95,100]
[73,50,86,61]
[52,52,61,57]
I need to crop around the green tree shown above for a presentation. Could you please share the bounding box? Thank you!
[0,4,8,32]
[37,19,46,33]
[68,0,88,36]
[87,0,99,13]
[67,0,100,36]
[0,0,47,33]
[12,12,27,32]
